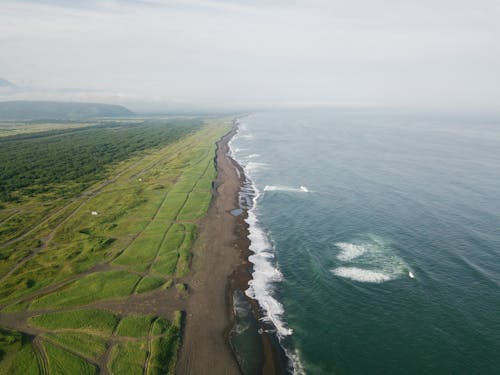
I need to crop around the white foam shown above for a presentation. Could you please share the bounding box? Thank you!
[244,181,293,337]
[335,242,367,261]
[264,185,309,193]
[232,118,303,373]
[333,267,392,283]
[332,236,409,283]
[245,162,269,173]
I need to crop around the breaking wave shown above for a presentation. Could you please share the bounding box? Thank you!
[231,120,304,374]
[264,185,310,193]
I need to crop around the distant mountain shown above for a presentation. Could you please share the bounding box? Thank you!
[0,78,17,89]
[0,100,134,120]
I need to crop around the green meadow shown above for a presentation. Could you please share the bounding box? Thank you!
[0,117,231,373]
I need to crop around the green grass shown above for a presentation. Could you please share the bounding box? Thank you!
[115,315,154,338]
[176,224,197,277]
[43,332,107,360]
[135,276,165,294]
[113,221,171,272]
[151,317,170,336]
[29,271,140,310]
[108,340,148,375]
[177,192,212,221]
[29,309,119,335]
[0,328,39,375]
[147,311,183,375]
[43,340,98,375]
[154,193,187,221]
[0,342,39,375]
[151,224,185,276]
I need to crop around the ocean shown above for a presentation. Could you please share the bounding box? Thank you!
[228,110,500,374]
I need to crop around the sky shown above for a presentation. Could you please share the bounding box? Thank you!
[0,0,499,112]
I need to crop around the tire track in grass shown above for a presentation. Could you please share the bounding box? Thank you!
[143,317,157,375]
[33,336,49,375]
[100,313,122,375]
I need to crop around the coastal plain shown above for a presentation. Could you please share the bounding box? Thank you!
[0,117,232,374]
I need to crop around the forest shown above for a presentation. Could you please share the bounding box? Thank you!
[0,119,202,201]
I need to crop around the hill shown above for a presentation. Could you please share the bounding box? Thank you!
[0,100,134,120]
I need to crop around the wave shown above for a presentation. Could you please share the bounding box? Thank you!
[332,236,409,283]
[264,185,310,193]
[244,177,293,337]
[245,161,270,173]
[231,119,303,373]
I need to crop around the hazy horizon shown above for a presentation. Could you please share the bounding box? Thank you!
[1,0,499,112]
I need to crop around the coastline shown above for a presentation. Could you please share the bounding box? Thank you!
[177,121,287,374]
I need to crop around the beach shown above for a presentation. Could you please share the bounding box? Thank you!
[177,123,283,374]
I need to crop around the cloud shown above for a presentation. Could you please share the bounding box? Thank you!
[1,0,499,111]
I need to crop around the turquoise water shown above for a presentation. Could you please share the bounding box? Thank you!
[229,110,500,374]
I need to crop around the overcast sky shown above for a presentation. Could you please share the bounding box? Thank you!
[1,0,499,111]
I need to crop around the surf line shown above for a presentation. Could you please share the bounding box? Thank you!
[229,118,304,374]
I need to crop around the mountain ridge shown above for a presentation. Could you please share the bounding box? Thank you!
[0,100,134,120]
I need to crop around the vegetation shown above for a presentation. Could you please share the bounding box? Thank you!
[147,311,182,375]
[29,309,119,334]
[0,328,39,375]
[28,271,140,310]
[0,118,201,202]
[115,315,154,338]
[135,275,165,294]
[43,340,98,375]
[108,340,148,375]
[0,116,232,374]
[43,332,108,360]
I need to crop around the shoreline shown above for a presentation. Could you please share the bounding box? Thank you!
[177,121,287,374]
[226,138,288,375]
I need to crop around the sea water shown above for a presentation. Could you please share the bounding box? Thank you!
[229,110,500,374]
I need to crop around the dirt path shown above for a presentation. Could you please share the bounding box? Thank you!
[176,128,242,374]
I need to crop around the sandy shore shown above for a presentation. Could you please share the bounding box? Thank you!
[177,124,285,374]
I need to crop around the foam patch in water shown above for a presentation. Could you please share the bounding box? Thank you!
[332,236,408,283]
[332,267,392,283]
[335,242,368,261]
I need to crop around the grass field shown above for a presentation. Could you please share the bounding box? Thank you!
[29,309,119,334]
[0,116,232,373]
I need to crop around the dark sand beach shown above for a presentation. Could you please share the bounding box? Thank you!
[177,124,284,374]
